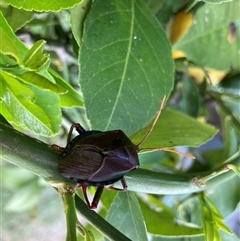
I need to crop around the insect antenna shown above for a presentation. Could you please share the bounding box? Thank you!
[139,147,195,159]
[137,95,195,159]
[137,95,166,147]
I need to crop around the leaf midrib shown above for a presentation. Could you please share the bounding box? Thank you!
[105,0,135,130]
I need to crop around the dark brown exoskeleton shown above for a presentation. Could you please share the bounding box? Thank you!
[54,96,194,209]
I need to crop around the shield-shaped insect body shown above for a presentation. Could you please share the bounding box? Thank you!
[55,96,194,209]
[59,128,139,186]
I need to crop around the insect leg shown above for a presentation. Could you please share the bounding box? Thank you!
[107,177,128,191]
[51,144,65,153]
[81,186,91,208]
[120,177,128,191]
[91,186,104,209]
[67,123,86,143]
[81,186,104,209]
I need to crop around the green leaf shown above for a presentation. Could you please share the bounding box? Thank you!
[1,5,34,32]
[14,71,66,94]
[217,72,240,96]
[5,179,44,212]
[23,40,49,71]
[130,108,218,148]
[71,0,92,47]
[208,174,239,217]
[199,193,233,241]
[181,70,200,118]
[139,198,204,237]
[74,195,131,241]
[3,0,84,12]
[0,11,27,60]
[80,0,174,135]
[220,231,240,241]
[0,26,23,65]
[106,192,148,241]
[206,197,232,234]
[197,0,233,3]
[173,1,240,71]
[2,167,35,190]
[222,112,239,158]
[227,164,240,177]
[0,52,18,67]
[49,69,84,107]
[28,86,62,135]
[1,71,61,136]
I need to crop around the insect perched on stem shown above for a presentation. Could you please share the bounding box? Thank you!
[54,95,194,209]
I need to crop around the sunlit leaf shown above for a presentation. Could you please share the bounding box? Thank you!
[0,11,27,59]
[199,193,233,241]
[14,71,66,94]
[23,40,49,71]
[130,108,218,148]
[5,179,43,212]
[50,69,84,107]
[1,71,61,136]
[106,192,148,241]
[173,1,240,71]
[139,198,203,237]
[3,0,83,12]
[1,6,34,32]
[0,27,22,64]
[80,0,174,135]
[71,0,92,47]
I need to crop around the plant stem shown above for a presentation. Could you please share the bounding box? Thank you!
[0,122,75,187]
[75,195,131,241]
[61,191,77,241]
[1,122,239,195]
[1,122,240,240]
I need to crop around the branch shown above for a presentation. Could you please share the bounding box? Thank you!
[1,122,239,194]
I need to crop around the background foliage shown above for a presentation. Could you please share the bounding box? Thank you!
[1,0,239,241]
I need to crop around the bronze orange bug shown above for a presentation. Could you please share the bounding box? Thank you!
[55,96,194,209]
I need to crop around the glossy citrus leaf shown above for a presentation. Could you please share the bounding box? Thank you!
[3,0,83,12]
[220,231,240,241]
[198,0,232,3]
[5,179,43,212]
[181,72,200,117]
[0,96,19,126]
[0,27,23,65]
[173,1,240,71]
[0,52,17,69]
[218,72,240,96]
[199,193,232,241]
[0,11,26,59]
[28,86,62,134]
[70,0,92,47]
[13,71,66,94]
[49,69,84,107]
[80,0,174,135]
[74,195,131,241]
[1,6,34,32]
[23,40,49,71]
[209,175,239,219]
[106,192,148,241]
[2,167,35,190]
[130,108,218,148]
[139,198,204,237]
[1,71,61,136]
